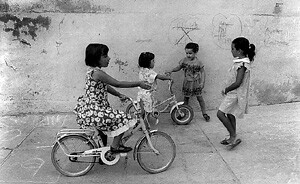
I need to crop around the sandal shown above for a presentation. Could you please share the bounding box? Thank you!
[110,145,132,153]
[203,114,210,122]
[226,139,242,150]
[220,138,230,145]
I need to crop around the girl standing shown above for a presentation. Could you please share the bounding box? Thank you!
[137,52,172,122]
[166,42,210,122]
[217,37,256,148]
[74,43,150,153]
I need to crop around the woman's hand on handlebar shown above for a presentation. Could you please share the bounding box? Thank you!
[119,94,130,102]
[139,81,151,90]
[165,71,171,76]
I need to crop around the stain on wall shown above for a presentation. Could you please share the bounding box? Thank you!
[0,0,114,13]
[252,79,300,105]
[55,0,114,13]
[0,14,51,45]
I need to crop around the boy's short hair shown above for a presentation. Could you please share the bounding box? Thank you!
[185,42,199,53]
[138,52,155,68]
[85,43,109,67]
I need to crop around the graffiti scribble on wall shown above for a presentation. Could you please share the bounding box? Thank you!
[115,58,128,72]
[212,13,242,49]
[0,14,51,46]
[168,16,203,46]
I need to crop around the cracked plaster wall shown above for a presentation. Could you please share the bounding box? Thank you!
[0,0,300,115]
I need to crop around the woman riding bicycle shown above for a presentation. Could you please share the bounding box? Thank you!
[74,43,150,154]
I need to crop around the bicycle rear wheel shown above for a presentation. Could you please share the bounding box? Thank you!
[51,135,96,177]
[136,131,176,174]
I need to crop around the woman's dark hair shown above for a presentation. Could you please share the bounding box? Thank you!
[85,43,109,67]
[232,37,256,61]
[138,52,155,68]
[185,42,199,53]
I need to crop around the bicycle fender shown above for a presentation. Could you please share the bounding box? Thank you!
[55,134,97,148]
[133,130,158,160]
[170,102,184,114]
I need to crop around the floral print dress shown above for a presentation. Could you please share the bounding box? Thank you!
[74,67,136,137]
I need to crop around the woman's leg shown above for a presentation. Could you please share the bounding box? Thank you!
[98,130,108,146]
[111,133,132,153]
[217,110,236,142]
[111,133,124,148]
[196,96,210,121]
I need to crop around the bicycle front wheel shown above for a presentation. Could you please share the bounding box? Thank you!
[136,131,176,174]
[51,135,96,177]
[171,104,194,125]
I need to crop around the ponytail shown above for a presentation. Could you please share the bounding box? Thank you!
[248,43,256,62]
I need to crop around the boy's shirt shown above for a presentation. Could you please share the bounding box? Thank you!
[179,57,204,81]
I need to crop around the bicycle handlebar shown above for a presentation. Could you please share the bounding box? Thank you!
[168,80,174,95]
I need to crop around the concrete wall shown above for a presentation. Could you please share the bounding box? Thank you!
[0,0,300,115]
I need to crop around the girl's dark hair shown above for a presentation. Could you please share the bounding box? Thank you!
[138,52,155,68]
[232,37,256,61]
[85,43,109,67]
[185,42,199,53]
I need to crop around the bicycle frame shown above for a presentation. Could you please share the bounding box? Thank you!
[153,94,177,113]
[54,98,159,159]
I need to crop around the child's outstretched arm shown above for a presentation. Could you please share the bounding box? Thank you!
[223,66,246,95]
[165,65,182,75]
[156,74,172,81]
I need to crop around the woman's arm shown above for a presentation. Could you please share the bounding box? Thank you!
[107,85,121,97]
[224,66,246,94]
[92,69,149,89]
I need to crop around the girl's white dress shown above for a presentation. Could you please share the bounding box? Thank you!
[137,68,157,112]
[219,58,251,118]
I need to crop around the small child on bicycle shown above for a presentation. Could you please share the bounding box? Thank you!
[137,52,172,122]
[165,42,210,122]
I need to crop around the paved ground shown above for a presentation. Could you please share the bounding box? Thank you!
[0,102,299,184]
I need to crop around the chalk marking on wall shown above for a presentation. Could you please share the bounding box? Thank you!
[262,16,299,47]
[212,13,242,49]
[115,58,128,72]
[168,16,203,46]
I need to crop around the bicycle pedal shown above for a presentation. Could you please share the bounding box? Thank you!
[120,153,127,157]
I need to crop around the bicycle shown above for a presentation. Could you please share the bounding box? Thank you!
[51,97,176,177]
[126,80,194,125]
